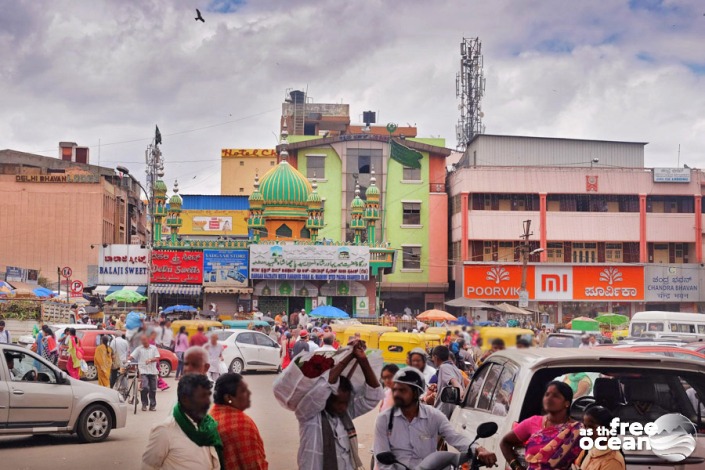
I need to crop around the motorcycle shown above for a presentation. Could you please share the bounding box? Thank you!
[376,421,498,470]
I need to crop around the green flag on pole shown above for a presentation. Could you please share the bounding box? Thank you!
[390,139,422,169]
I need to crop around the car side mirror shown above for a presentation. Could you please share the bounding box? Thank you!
[58,371,69,384]
[440,386,461,405]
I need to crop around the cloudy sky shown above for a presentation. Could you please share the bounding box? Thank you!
[1,0,704,194]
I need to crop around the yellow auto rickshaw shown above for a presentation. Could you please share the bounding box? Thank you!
[478,326,534,351]
[379,332,442,365]
[342,325,397,349]
[170,319,223,337]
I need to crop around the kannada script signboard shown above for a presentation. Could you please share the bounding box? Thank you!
[249,244,369,281]
[151,250,203,284]
[98,245,150,285]
[645,264,699,303]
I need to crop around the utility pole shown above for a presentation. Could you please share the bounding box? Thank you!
[519,220,533,308]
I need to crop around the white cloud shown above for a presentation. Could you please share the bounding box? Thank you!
[1,0,704,193]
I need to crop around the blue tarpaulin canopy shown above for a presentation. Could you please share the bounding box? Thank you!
[162,305,197,313]
[309,305,350,319]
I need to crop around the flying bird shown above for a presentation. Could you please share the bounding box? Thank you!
[195,9,205,22]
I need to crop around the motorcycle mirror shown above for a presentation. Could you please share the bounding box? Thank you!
[440,386,460,405]
[376,452,399,465]
[476,421,499,439]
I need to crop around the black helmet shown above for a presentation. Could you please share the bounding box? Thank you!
[392,367,426,393]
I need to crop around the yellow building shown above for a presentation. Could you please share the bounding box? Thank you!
[221,149,277,195]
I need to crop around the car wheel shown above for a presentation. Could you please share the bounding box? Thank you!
[229,358,244,374]
[76,404,112,443]
[83,362,98,381]
[158,360,172,378]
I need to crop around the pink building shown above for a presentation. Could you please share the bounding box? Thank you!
[449,135,704,323]
[0,148,148,290]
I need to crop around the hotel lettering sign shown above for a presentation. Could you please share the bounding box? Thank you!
[15,174,100,183]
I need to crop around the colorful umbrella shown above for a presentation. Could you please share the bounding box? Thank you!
[162,305,197,313]
[105,289,147,303]
[416,309,457,322]
[595,313,629,327]
[309,305,350,319]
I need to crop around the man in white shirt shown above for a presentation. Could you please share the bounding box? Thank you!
[158,321,174,350]
[0,320,11,344]
[299,309,309,329]
[317,333,337,352]
[407,348,436,385]
[142,374,221,470]
[109,333,130,388]
[295,340,383,470]
[129,335,160,412]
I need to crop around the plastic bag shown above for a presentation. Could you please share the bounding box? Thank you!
[219,361,228,375]
[80,360,88,372]
[125,311,142,330]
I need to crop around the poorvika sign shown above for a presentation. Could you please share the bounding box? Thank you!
[151,250,203,284]
[249,244,369,281]
[98,245,149,285]
[464,264,645,301]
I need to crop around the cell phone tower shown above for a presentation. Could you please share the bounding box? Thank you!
[455,37,486,150]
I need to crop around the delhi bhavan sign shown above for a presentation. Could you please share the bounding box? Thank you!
[249,244,369,281]
[151,250,203,284]
[15,174,100,183]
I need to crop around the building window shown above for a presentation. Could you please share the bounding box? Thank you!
[239,188,244,193]
[300,228,311,239]
[547,242,564,263]
[451,194,461,215]
[605,243,623,263]
[271,161,275,166]
[572,243,597,263]
[402,246,421,270]
[403,165,421,181]
[653,243,669,263]
[498,242,514,261]
[402,202,421,225]
[483,241,493,262]
[358,155,371,174]
[675,243,685,263]
[275,224,292,238]
[306,156,325,179]
[239,160,244,166]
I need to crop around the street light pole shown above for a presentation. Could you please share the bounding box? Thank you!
[519,220,532,309]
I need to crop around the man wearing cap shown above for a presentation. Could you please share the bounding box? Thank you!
[374,368,496,470]
[298,309,309,329]
[292,330,311,358]
[406,348,436,385]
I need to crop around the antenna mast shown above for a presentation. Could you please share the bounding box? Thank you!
[455,37,486,151]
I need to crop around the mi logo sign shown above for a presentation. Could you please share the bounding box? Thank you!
[535,267,573,300]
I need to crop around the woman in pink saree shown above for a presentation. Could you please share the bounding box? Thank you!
[66,328,82,379]
[500,381,583,470]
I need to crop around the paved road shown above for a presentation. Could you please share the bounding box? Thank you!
[0,372,380,469]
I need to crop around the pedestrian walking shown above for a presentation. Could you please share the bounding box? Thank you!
[95,335,113,388]
[292,330,311,358]
[281,331,295,369]
[174,326,189,380]
[109,333,129,388]
[41,325,58,365]
[190,324,209,347]
[295,340,383,470]
[183,346,211,376]
[66,328,82,380]
[210,373,268,470]
[204,334,225,382]
[0,320,11,344]
[129,334,160,412]
[142,374,223,470]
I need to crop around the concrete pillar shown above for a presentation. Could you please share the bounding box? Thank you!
[695,195,702,263]
[539,193,548,262]
[461,193,469,261]
[639,194,648,263]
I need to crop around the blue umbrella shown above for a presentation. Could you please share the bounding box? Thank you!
[309,305,350,319]
[162,305,197,314]
[450,316,472,326]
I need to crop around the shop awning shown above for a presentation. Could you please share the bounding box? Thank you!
[203,286,253,294]
[495,302,533,315]
[445,298,496,309]
[150,284,202,296]
[94,285,148,296]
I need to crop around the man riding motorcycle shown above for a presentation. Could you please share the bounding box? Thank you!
[373,367,497,469]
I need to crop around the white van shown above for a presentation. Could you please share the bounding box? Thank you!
[629,311,705,339]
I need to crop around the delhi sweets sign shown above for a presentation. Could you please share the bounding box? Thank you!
[249,245,370,281]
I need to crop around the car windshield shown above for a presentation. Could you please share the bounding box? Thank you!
[520,366,705,431]
[216,331,235,341]
[545,335,578,348]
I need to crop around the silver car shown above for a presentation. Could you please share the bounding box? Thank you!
[0,343,127,443]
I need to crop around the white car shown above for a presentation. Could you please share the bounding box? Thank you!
[444,348,705,469]
[219,329,281,374]
[0,343,127,442]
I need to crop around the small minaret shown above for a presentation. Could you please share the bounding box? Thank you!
[350,183,366,245]
[153,175,168,244]
[306,175,324,241]
[248,173,265,243]
[167,180,183,243]
[364,166,381,244]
